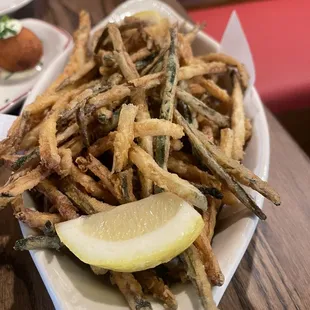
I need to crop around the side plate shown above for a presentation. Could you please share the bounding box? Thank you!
[0,19,72,114]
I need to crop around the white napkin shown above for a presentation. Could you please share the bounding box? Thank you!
[0,114,17,139]
[220,11,255,103]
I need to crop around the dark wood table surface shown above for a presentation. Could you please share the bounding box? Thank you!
[1,0,309,309]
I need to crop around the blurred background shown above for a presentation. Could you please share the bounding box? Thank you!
[180,0,260,8]
[11,0,310,156]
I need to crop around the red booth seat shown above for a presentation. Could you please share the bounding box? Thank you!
[189,0,310,113]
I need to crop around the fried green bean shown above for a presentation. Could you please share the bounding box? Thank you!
[15,209,63,228]
[135,270,177,310]
[167,156,220,189]
[140,47,168,76]
[97,107,113,124]
[11,120,84,172]
[87,85,131,112]
[56,60,97,91]
[177,99,192,123]
[0,165,50,197]
[109,23,154,197]
[70,164,116,204]
[194,230,224,286]
[193,183,223,200]
[174,109,267,220]
[76,154,120,202]
[195,129,281,206]
[60,136,84,158]
[135,52,158,71]
[231,75,245,161]
[43,221,56,237]
[176,88,229,128]
[60,177,113,214]
[180,245,218,310]
[14,235,63,251]
[129,144,208,211]
[199,52,249,89]
[58,148,73,177]
[59,82,109,125]
[100,108,121,133]
[114,168,136,204]
[112,104,138,173]
[76,100,90,147]
[130,47,152,63]
[36,179,79,220]
[129,62,227,89]
[110,272,153,310]
[107,72,123,86]
[154,26,179,172]
[11,148,40,171]
[197,77,230,104]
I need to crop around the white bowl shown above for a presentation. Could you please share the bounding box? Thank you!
[0,0,33,15]
[21,1,270,309]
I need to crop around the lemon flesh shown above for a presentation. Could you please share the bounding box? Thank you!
[56,192,204,272]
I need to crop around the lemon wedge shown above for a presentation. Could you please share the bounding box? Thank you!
[55,192,204,272]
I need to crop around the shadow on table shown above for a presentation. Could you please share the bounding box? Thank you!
[277,108,310,158]
[0,207,53,310]
[10,0,38,19]
[220,232,259,310]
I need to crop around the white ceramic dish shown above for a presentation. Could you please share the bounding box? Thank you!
[20,0,270,309]
[0,0,33,15]
[0,19,72,114]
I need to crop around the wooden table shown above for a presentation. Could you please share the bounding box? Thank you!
[1,0,309,309]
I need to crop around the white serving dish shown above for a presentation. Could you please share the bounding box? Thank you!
[19,0,270,309]
[0,0,33,15]
[0,19,72,114]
